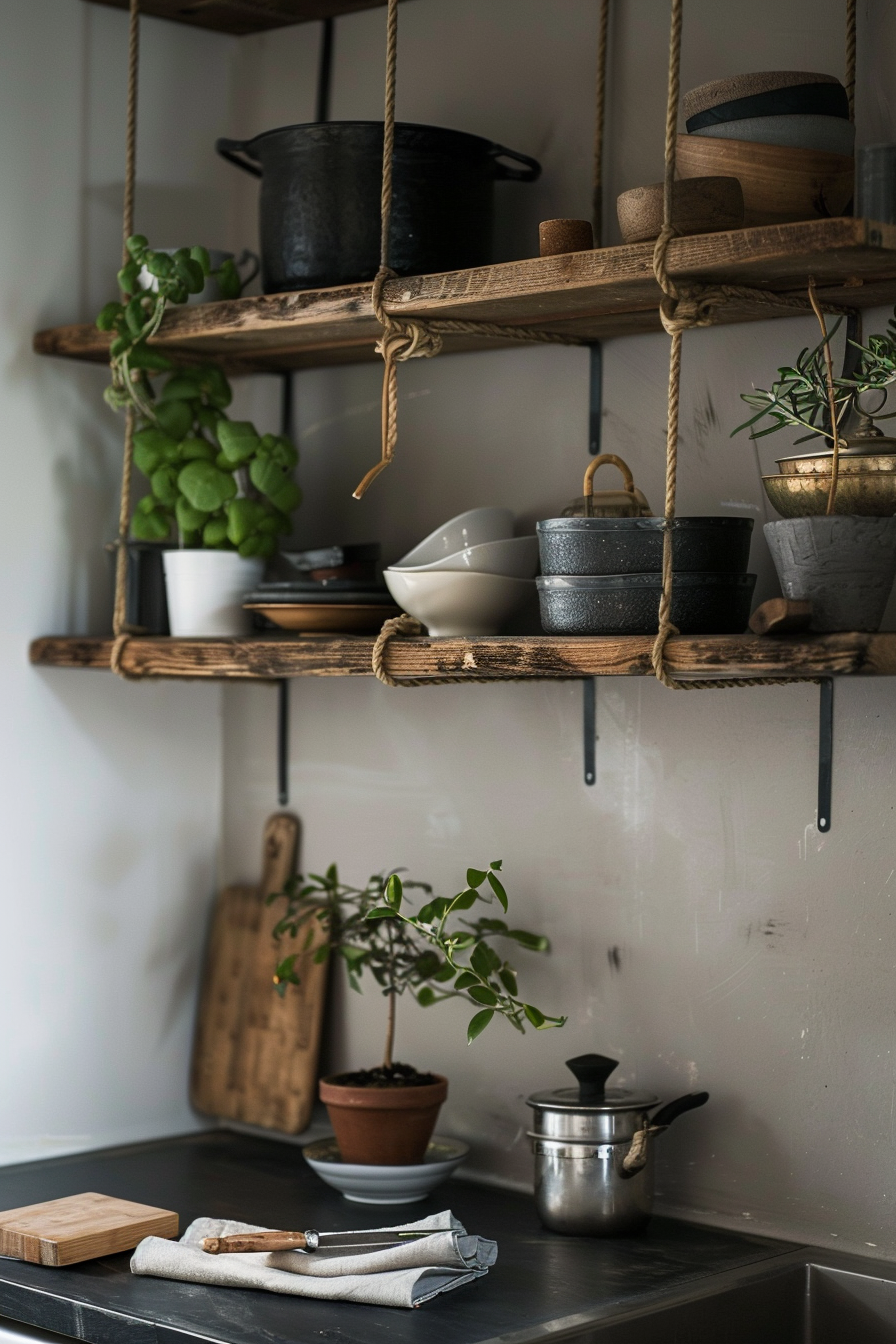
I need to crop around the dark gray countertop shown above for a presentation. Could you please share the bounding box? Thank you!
[0,1131,799,1344]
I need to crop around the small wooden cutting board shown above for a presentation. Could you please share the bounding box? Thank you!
[0,1192,178,1266]
[190,813,329,1134]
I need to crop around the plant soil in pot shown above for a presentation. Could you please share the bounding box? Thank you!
[320,1066,449,1166]
[764,517,896,631]
[268,861,565,1171]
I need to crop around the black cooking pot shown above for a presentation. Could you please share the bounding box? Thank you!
[216,121,541,294]
[536,573,757,636]
[537,517,754,577]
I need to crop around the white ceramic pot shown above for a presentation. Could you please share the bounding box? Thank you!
[163,550,265,637]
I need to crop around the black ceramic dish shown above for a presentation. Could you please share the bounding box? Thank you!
[536,573,757,636]
[685,82,849,133]
[537,517,753,577]
[244,581,392,605]
[217,122,540,292]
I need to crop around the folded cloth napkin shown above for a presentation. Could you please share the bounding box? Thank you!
[131,1210,496,1309]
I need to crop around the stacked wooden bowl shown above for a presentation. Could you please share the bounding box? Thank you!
[676,70,855,226]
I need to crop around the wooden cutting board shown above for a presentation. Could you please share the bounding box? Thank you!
[190,813,329,1133]
[0,1193,177,1266]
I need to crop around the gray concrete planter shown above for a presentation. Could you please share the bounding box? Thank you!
[764,517,896,631]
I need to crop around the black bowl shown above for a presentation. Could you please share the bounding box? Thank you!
[536,572,757,636]
[536,516,753,577]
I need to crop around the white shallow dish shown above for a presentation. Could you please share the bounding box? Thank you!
[303,1136,469,1203]
[396,507,514,568]
[693,113,855,156]
[396,535,539,579]
[384,568,533,636]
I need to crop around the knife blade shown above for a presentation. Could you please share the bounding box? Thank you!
[201,1229,435,1255]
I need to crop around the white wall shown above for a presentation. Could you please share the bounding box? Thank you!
[220,0,896,1260]
[0,0,233,1163]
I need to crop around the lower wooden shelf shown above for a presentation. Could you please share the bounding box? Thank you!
[28,632,896,682]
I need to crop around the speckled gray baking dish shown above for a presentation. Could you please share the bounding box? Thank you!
[536,572,757,635]
[536,517,753,577]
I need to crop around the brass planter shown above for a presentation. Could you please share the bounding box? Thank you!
[762,421,896,517]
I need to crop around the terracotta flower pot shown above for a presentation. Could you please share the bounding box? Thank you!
[319,1074,448,1165]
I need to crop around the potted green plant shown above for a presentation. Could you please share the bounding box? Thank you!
[270,860,565,1165]
[733,301,896,631]
[98,236,301,636]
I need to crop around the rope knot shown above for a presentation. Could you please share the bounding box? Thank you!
[372,613,424,686]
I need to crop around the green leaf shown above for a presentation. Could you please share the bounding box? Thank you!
[508,929,549,952]
[432,962,457,983]
[176,257,205,294]
[313,944,329,964]
[523,1003,546,1028]
[176,497,209,534]
[180,436,216,462]
[131,507,171,541]
[217,420,260,465]
[249,455,288,497]
[471,941,501,979]
[453,971,479,990]
[160,374,203,403]
[178,460,237,512]
[150,464,180,508]
[416,903,434,923]
[414,951,440,979]
[417,987,437,1007]
[385,874,403,910]
[127,345,173,372]
[467,1009,494,1043]
[125,234,149,262]
[226,497,266,546]
[133,427,177,476]
[366,906,397,920]
[190,246,211,275]
[146,251,174,279]
[96,301,123,332]
[125,295,146,336]
[155,398,193,440]
[216,258,242,300]
[498,966,518,995]
[487,871,508,912]
[202,515,229,547]
[467,868,487,888]
[468,984,498,1006]
[490,859,503,871]
[451,888,478,911]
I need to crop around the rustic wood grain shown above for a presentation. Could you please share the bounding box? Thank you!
[29,632,896,680]
[32,218,896,374]
[86,0,395,36]
[190,814,328,1134]
[0,1193,177,1266]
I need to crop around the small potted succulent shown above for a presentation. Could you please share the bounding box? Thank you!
[270,860,565,1165]
[734,301,896,631]
[98,237,301,636]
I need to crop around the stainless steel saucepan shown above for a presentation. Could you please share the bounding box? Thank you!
[526,1053,709,1236]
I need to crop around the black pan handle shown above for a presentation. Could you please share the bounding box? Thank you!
[215,138,262,178]
[489,142,541,182]
[651,1091,709,1130]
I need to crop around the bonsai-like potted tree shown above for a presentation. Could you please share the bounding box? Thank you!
[734,299,896,632]
[270,860,565,1165]
[98,236,301,635]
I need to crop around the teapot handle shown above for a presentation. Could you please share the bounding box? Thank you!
[582,454,636,519]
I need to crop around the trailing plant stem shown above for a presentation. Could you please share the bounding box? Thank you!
[808,280,841,516]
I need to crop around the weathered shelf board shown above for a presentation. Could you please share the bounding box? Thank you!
[86,0,397,36]
[33,218,896,375]
[29,632,896,681]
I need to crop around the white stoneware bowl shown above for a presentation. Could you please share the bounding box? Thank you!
[303,1136,469,1203]
[396,535,539,579]
[693,113,855,157]
[384,568,533,636]
[395,508,514,568]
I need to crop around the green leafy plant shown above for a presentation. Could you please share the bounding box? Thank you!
[733,307,896,447]
[97,236,301,555]
[269,860,566,1069]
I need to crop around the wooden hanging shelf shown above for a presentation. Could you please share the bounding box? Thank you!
[29,632,896,681]
[86,0,397,36]
[32,218,896,375]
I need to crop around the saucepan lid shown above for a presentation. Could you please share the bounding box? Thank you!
[527,1053,658,1114]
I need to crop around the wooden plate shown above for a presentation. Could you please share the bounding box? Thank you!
[245,602,400,632]
[676,134,853,227]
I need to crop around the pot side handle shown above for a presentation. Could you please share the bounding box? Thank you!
[650,1091,709,1130]
[216,138,262,178]
[488,143,542,182]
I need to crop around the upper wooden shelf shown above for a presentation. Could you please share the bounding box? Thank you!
[29,632,896,682]
[33,218,896,375]
[87,0,395,35]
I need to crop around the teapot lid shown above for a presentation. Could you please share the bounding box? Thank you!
[526,1053,659,1113]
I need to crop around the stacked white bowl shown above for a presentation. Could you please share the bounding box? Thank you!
[384,508,538,636]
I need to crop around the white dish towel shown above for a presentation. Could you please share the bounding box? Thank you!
[131,1210,497,1309]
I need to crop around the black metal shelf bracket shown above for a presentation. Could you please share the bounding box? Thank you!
[583,678,597,786]
[277,679,290,806]
[817,677,834,833]
[588,344,602,455]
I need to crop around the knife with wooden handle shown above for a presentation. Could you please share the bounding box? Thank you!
[202,1229,434,1254]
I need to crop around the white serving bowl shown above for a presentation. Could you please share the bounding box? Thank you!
[303,1136,469,1204]
[395,507,514,568]
[693,113,855,156]
[397,535,539,579]
[384,568,533,636]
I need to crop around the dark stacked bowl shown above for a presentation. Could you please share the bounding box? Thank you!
[535,517,756,635]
